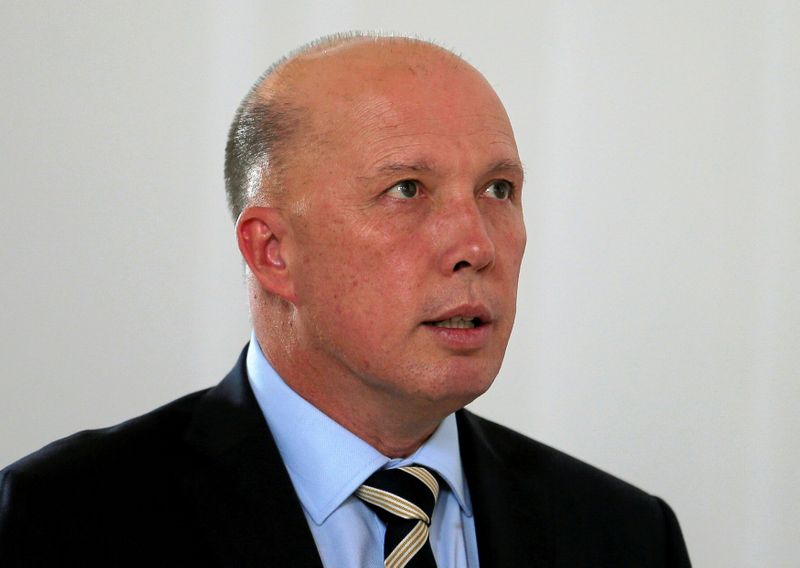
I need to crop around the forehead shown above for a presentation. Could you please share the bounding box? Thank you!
[283,42,519,174]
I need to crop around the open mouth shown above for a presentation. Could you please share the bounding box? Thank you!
[423,316,485,329]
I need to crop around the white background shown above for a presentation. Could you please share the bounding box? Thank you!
[1,2,798,566]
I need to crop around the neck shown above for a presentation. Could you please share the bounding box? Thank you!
[254,328,453,458]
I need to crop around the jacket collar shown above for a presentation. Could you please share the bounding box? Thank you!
[179,345,324,567]
[457,409,554,567]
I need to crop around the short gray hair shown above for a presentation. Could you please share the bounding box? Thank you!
[224,88,300,222]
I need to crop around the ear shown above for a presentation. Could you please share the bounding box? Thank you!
[236,206,297,303]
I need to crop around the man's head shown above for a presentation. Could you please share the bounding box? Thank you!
[229,34,526,454]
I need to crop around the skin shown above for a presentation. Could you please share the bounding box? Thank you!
[237,39,526,457]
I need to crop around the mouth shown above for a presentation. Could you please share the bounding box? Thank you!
[423,316,486,329]
[421,306,493,350]
[422,304,493,331]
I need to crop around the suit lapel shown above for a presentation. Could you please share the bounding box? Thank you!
[178,347,323,567]
[457,410,554,567]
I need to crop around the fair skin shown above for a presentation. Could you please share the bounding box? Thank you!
[237,40,526,457]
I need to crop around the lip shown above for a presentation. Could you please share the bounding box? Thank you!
[421,303,494,351]
[424,303,493,325]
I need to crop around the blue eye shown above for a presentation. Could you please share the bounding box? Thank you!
[386,180,419,199]
[484,180,513,200]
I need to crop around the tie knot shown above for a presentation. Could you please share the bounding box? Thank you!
[356,465,441,525]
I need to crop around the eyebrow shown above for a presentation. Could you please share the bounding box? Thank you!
[361,158,524,181]
[485,158,525,180]
[373,160,436,175]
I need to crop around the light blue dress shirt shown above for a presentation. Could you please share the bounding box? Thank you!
[246,334,480,568]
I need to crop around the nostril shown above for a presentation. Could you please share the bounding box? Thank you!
[453,260,471,271]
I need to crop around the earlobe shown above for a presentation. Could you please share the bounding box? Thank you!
[236,207,297,302]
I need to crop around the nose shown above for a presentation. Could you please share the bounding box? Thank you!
[437,198,496,275]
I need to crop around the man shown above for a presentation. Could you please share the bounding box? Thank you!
[0,34,691,566]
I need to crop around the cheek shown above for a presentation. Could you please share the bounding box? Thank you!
[494,214,527,269]
[343,249,422,325]
[296,223,423,333]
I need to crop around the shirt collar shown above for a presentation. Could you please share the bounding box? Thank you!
[245,333,472,525]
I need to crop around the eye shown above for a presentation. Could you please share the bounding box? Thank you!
[484,179,514,200]
[385,180,420,199]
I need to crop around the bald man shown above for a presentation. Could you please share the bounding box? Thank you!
[0,35,691,567]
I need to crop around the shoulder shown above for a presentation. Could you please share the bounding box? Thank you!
[0,389,212,508]
[0,388,214,563]
[457,410,692,566]
[459,409,652,500]
[2,388,209,484]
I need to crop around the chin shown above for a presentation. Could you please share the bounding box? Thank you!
[426,363,499,409]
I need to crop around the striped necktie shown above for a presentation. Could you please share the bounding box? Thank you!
[356,465,441,568]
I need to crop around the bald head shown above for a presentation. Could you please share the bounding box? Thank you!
[223,33,494,222]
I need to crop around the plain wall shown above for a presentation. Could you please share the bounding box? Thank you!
[1,2,798,566]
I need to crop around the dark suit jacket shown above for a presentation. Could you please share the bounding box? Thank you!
[0,347,691,566]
